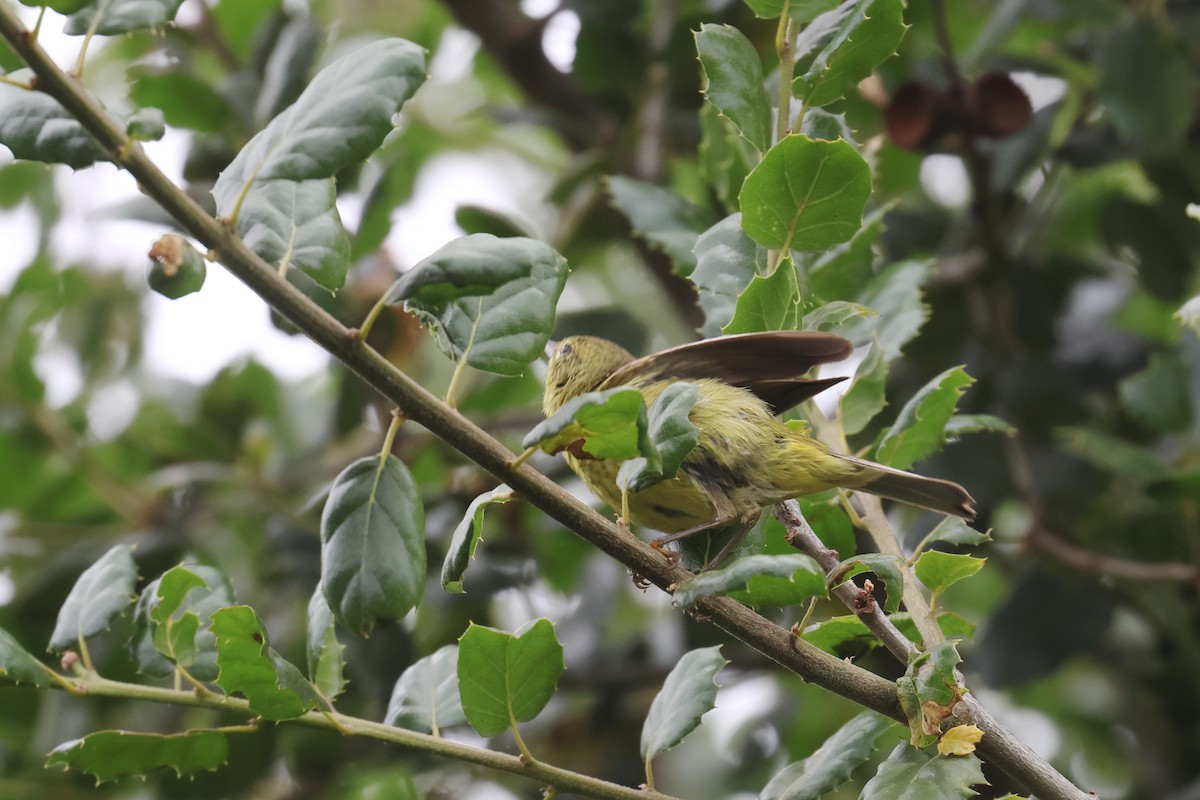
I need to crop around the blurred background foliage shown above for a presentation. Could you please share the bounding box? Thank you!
[1,0,1199,798]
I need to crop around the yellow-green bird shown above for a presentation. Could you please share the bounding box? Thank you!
[542,332,975,563]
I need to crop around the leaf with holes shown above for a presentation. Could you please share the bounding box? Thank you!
[49,544,137,652]
[739,135,870,251]
[896,642,965,747]
[212,605,323,720]
[829,552,906,613]
[131,564,233,681]
[457,620,564,738]
[386,645,467,734]
[320,454,425,636]
[386,234,569,376]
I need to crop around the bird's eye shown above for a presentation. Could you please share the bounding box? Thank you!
[559,342,573,356]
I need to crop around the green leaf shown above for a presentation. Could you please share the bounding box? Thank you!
[386,234,569,376]
[792,0,908,108]
[211,605,323,720]
[809,206,887,302]
[802,300,874,331]
[640,646,726,763]
[0,75,109,168]
[236,178,350,291]
[147,234,207,300]
[457,619,564,738]
[802,612,975,655]
[46,730,228,783]
[0,626,55,687]
[760,712,895,800]
[320,454,426,636]
[129,71,236,134]
[944,414,1016,439]
[896,642,964,747]
[386,645,467,734]
[724,256,803,334]
[839,341,888,436]
[606,176,716,276]
[837,260,929,360]
[692,213,766,337]
[617,382,700,493]
[18,0,91,13]
[799,107,855,144]
[875,367,974,470]
[125,108,164,142]
[860,743,986,800]
[213,38,426,217]
[522,387,649,460]
[913,551,985,598]
[830,552,906,613]
[739,135,871,251]
[922,517,991,548]
[1097,16,1199,155]
[699,103,757,212]
[442,485,515,593]
[743,0,840,21]
[696,24,772,153]
[1054,427,1170,483]
[65,0,185,35]
[1119,351,1194,433]
[674,554,826,609]
[48,544,137,652]
[306,587,346,701]
[132,564,232,681]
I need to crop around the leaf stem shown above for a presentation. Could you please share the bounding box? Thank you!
[774,2,794,144]
[380,408,404,460]
[358,294,389,341]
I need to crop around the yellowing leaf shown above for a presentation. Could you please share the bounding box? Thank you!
[938,724,984,756]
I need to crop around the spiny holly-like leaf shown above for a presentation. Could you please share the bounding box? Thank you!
[606,176,716,276]
[306,587,346,701]
[0,75,109,168]
[739,135,871,252]
[523,387,650,460]
[212,605,323,721]
[699,103,757,212]
[320,454,425,636]
[125,107,164,142]
[46,730,229,783]
[944,414,1016,439]
[809,206,887,302]
[214,38,426,219]
[913,551,986,598]
[802,612,975,655]
[674,554,826,609]
[457,619,564,738]
[442,485,515,593]
[235,178,350,291]
[875,367,974,470]
[839,341,888,436]
[65,0,186,35]
[617,382,700,493]
[386,645,467,734]
[830,552,907,613]
[792,0,908,108]
[802,300,874,332]
[692,213,767,337]
[0,626,55,687]
[860,743,986,800]
[385,234,569,376]
[696,24,772,153]
[760,712,895,800]
[896,642,964,747]
[49,544,137,652]
[132,564,233,681]
[938,725,984,757]
[724,256,803,334]
[799,107,855,144]
[640,646,726,765]
[921,517,991,548]
[837,259,929,360]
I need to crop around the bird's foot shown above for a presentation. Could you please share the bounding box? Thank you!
[650,538,680,565]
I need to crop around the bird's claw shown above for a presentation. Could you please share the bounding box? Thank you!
[650,538,680,565]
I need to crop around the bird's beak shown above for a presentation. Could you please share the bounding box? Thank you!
[543,339,559,361]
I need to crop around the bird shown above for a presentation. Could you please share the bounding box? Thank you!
[541,331,975,565]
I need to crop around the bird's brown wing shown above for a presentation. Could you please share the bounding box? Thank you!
[600,331,853,413]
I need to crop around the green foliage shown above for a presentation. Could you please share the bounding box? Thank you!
[305,587,346,701]
[860,744,986,800]
[0,76,109,168]
[442,484,515,592]
[876,367,974,470]
[46,730,230,782]
[457,619,564,739]
[831,552,907,613]
[212,605,323,720]
[724,255,803,333]
[696,24,772,153]
[692,213,766,336]
[607,176,717,275]
[793,0,908,108]
[616,381,700,492]
[386,234,569,375]
[802,612,975,655]
[0,626,55,687]
[760,712,895,799]
[48,544,137,652]
[320,454,426,636]
[640,646,726,768]
[64,0,186,35]
[523,387,650,459]
[385,645,467,734]
[133,565,232,681]
[673,554,826,609]
[896,642,964,748]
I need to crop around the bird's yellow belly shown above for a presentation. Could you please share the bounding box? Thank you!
[565,454,716,532]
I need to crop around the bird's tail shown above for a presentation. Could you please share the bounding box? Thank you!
[836,455,976,520]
